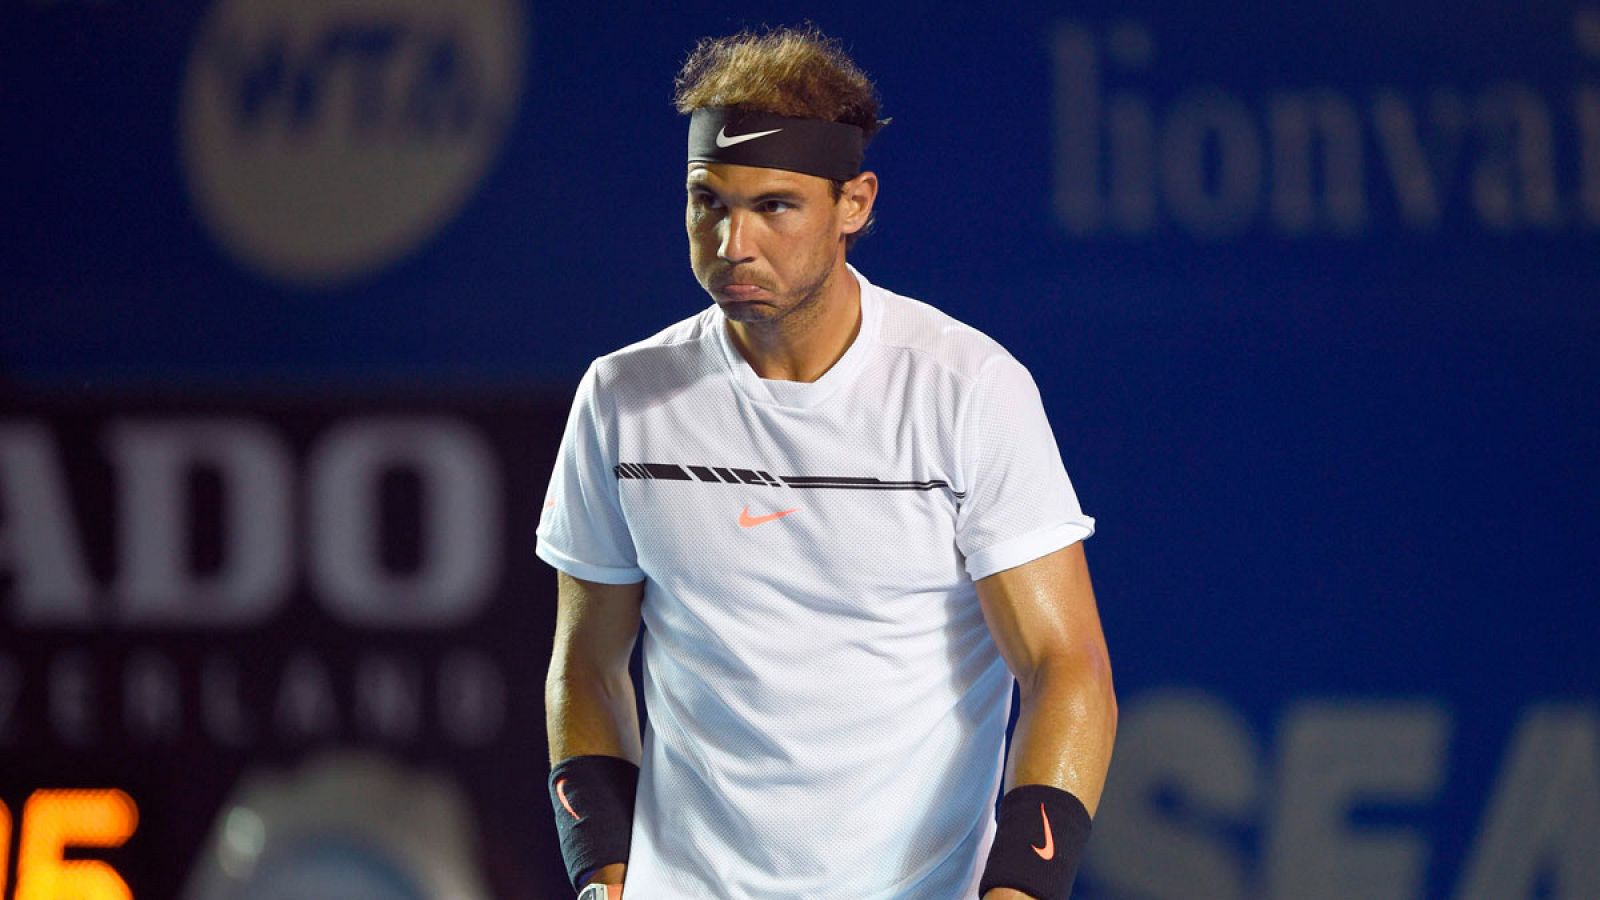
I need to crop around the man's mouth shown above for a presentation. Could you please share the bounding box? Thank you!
[717,283,770,301]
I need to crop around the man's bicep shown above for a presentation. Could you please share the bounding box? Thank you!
[974,542,1106,687]
[546,572,644,768]
[552,572,644,675]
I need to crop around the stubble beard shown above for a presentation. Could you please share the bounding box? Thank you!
[751,264,833,337]
[710,246,838,340]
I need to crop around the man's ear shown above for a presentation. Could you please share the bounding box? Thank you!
[839,171,879,236]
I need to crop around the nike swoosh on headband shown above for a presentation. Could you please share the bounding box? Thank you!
[716,125,783,148]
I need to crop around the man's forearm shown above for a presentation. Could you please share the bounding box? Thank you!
[545,668,643,765]
[981,658,1117,900]
[547,669,640,891]
[1003,656,1117,812]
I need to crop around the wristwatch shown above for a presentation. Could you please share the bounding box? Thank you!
[577,884,622,900]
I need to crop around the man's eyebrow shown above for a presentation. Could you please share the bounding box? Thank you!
[684,183,804,205]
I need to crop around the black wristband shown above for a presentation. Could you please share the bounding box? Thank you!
[978,784,1092,900]
[549,755,640,892]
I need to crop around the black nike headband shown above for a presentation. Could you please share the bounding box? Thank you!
[687,107,865,181]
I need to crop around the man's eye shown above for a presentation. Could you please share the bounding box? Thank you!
[761,200,792,213]
[690,193,723,209]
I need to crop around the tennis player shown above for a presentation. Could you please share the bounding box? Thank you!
[539,25,1116,900]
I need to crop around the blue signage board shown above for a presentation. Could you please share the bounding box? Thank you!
[4,1,1597,897]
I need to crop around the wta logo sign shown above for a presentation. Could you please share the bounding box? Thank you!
[179,0,526,285]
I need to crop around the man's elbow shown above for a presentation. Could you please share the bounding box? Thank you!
[1102,673,1119,737]
[1093,645,1117,720]
[548,653,633,708]
[1030,646,1117,728]
[1096,647,1118,735]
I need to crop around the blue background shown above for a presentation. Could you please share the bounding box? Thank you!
[4,1,1598,897]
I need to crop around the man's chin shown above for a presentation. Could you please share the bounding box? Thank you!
[715,298,776,323]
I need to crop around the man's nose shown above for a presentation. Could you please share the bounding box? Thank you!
[718,210,756,263]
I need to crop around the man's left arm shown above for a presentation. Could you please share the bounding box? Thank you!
[975,541,1117,900]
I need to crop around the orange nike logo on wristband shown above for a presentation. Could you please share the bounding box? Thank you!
[738,506,799,527]
[1033,803,1055,860]
[556,777,582,822]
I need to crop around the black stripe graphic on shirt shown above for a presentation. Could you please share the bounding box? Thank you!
[643,463,693,480]
[615,463,693,480]
[614,463,966,499]
[781,478,965,497]
[780,476,950,488]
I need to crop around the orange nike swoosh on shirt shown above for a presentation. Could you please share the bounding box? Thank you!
[1033,802,1055,860]
[555,777,582,822]
[738,506,800,528]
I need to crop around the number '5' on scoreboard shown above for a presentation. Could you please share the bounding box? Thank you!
[0,790,138,900]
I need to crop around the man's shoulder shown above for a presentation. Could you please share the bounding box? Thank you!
[871,281,1018,383]
[586,304,721,394]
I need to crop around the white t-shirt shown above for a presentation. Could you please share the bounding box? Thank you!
[537,267,1094,899]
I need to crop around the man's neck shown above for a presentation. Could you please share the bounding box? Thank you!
[727,260,862,383]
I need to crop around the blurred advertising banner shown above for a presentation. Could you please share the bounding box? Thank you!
[6,3,1598,383]
[4,0,1598,898]
[2,391,1596,898]
[0,392,567,899]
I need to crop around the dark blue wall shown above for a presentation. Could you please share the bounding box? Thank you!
[4,2,1598,897]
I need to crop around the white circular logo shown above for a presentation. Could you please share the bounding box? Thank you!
[180,0,526,286]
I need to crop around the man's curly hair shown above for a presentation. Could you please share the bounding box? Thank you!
[674,25,886,246]
[673,25,885,142]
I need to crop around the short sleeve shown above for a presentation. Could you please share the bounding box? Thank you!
[955,356,1095,581]
[535,362,645,584]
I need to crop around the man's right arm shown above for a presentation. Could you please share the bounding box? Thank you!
[546,571,646,888]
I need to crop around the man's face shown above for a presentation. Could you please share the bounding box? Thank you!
[686,162,850,327]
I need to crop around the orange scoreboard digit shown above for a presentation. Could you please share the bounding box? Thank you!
[0,790,138,900]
